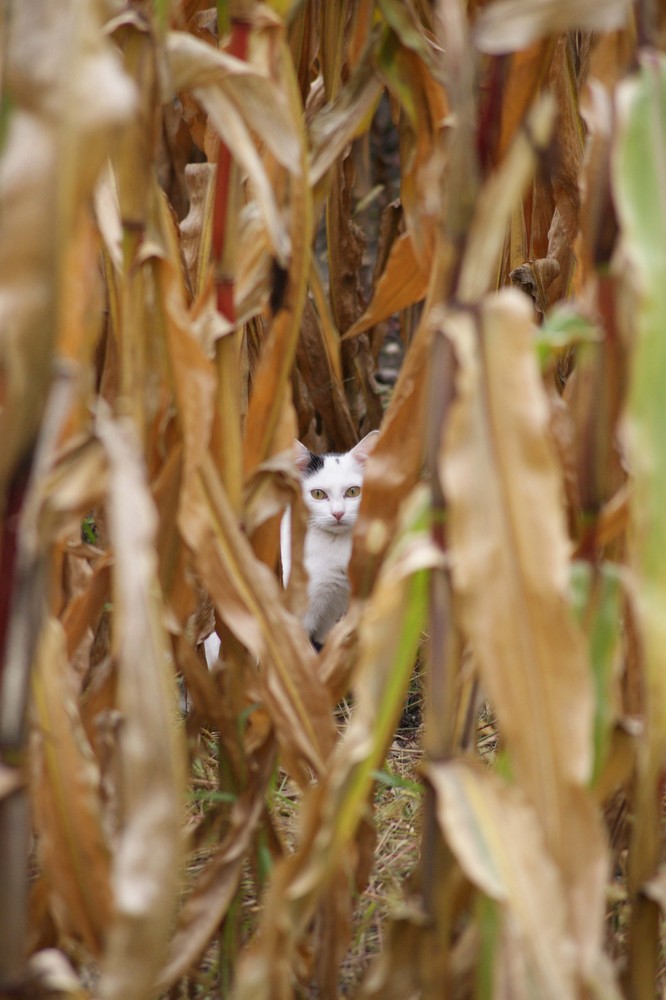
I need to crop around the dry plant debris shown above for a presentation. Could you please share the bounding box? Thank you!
[2,1,666,999]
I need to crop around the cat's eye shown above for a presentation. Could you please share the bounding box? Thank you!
[310,488,328,500]
[345,486,361,498]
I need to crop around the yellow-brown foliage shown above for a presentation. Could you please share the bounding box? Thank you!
[2,2,666,998]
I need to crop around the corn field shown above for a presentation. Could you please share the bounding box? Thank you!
[2,0,666,997]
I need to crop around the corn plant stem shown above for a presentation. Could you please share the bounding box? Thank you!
[0,367,75,987]
[0,789,29,989]
[0,456,31,745]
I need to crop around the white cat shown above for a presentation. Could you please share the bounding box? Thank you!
[204,431,379,667]
[282,431,379,647]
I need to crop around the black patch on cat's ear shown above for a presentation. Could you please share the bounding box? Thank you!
[294,441,324,476]
[306,452,324,476]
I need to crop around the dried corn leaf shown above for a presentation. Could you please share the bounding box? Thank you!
[349,314,433,594]
[168,31,295,263]
[0,0,134,491]
[96,412,185,1000]
[343,227,432,340]
[168,32,301,171]
[31,618,112,956]
[439,291,610,979]
[428,758,575,1000]
[493,41,556,162]
[441,291,591,799]
[296,288,357,450]
[243,57,312,471]
[309,54,383,188]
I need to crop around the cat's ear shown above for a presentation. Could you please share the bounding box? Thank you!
[294,440,312,472]
[350,429,380,467]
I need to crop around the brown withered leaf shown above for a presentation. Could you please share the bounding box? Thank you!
[179,163,216,297]
[439,291,613,984]
[441,291,591,810]
[95,412,186,1000]
[493,40,556,162]
[309,52,383,190]
[428,758,575,1000]
[343,225,433,341]
[60,556,111,665]
[543,36,587,306]
[242,56,312,472]
[168,31,299,264]
[167,31,301,171]
[0,0,134,495]
[349,310,434,596]
[457,94,557,303]
[31,618,112,956]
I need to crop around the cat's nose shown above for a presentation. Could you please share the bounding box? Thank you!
[332,511,344,522]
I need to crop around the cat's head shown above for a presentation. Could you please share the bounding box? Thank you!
[294,431,379,534]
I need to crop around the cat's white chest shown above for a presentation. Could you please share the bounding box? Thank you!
[303,527,353,643]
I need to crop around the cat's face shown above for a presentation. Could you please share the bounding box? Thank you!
[295,432,379,536]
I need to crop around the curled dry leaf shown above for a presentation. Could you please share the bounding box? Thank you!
[296,287,357,450]
[0,0,134,493]
[349,341,430,595]
[95,412,185,1000]
[168,31,297,264]
[439,290,610,979]
[309,54,383,188]
[167,32,301,172]
[242,54,313,472]
[428,759,576,1000]
[441,293,592,801]
[31,618,112,956]
[343,226,433,341]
